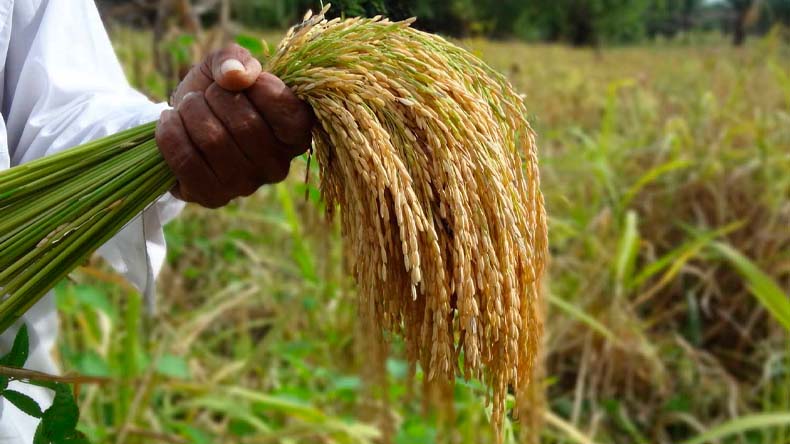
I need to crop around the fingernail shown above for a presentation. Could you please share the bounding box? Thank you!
[220,59,245,76]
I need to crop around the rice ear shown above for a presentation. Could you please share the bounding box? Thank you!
[268,9,548,436]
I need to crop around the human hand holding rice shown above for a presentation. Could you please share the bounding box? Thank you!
[156,44,314,208]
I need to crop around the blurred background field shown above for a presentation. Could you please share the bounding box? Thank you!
[51,1,790,443]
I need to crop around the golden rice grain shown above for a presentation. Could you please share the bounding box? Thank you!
[268,6,548,439]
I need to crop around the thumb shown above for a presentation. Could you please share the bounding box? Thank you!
[209,44,262,91]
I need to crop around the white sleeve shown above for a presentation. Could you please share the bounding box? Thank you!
[5,0,185,309]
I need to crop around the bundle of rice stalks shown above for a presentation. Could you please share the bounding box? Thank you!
[0,5,547,437]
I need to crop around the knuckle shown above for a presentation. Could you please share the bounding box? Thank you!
[232,43,249,56]
[201,128,225,150]
[232,112,258,135]
[194,119,226,149]
[204,83,223,102]
[226,43,243,53]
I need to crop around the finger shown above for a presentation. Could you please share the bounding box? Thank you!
[204,83,296,181]
[246,72,314,153]
[210,44,262,91]
[155,110,229,208]
[171,44,262,106]
[171,63,212,107]
[177,92,260,196]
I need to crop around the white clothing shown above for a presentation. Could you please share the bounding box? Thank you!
[0,1,184,441]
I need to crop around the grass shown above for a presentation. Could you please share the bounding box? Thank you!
[43,26,790,444]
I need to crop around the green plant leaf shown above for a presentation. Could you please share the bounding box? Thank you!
[187,396,272,433]
[0,324,29,367]
[2,389,43,418]
[682,412,790,444]
[62,430,91,444]
[276,183,317,282]
[631,222,741,289]
[168,423,212,444]
[620,159,690,209]
[614,210,639,298]
[711,242,790,331]
[235,34,264,56]
[40,383,80,442]
[72,285,117,320]
[548,293,619,344]
[155,354,191,380]
[33,422,47,444]
[76,351,111,377]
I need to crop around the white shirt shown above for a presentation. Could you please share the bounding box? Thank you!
[0,1,184,441]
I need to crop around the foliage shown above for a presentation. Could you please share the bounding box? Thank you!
[223,0,790,45]
[0,326,90,443]
[502,0,651,44]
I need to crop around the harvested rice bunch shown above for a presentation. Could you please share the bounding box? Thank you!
[270,8,548,434]
[0,5,547,437]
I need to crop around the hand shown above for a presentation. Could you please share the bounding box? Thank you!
[156,44,314,208]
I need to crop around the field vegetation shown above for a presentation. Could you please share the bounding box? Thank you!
[45,24,790,444]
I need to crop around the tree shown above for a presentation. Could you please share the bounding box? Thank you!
[501,0,651,45]
[646,0,705,37]
[728,0,761,45]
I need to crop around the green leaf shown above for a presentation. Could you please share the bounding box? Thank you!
[396,417,437,444]
[72,285,117,320]
[40,383,80,441]
[614,210,639,298]
[682,413,790,444]
[76,351,111,377]
[276,184,317,282]
[631,222,741,289]
[187,397,272,433]
[33,422,47,444]
[235,34,264,57]
[169,423,212,444]
[332,375,361,392]
[155,354,191,380]
[62,430,91,444]
[548,293,619,344]
[711,242,790,331]
[2,389,44,418]
[0,324,29,367]
[620,159,690,209]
